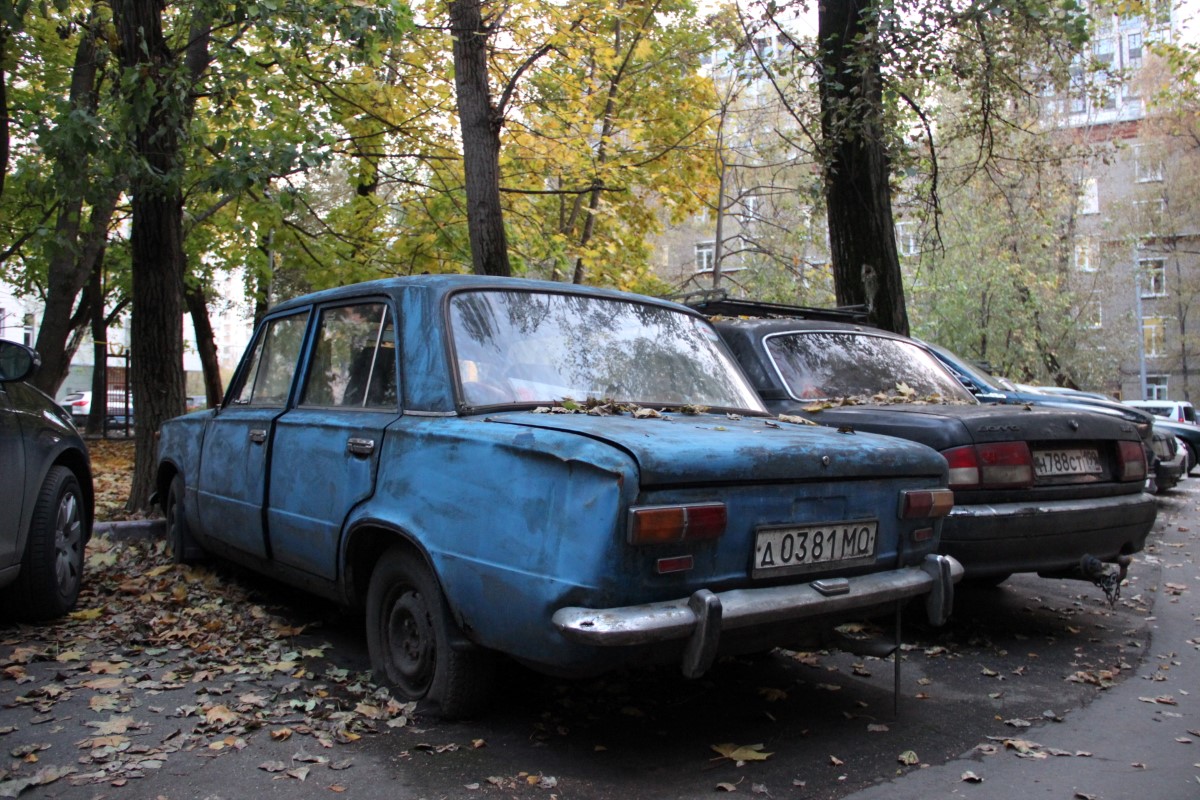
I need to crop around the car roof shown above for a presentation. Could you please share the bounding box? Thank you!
[268,274,696,317]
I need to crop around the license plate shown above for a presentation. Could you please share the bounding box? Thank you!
[1032,448,1102,477]
[753,520,877,577]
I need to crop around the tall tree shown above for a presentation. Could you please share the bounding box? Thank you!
[818,0,908,333]
[449,0,511,277]
[113,0,187,510]
[746,0,1089,332]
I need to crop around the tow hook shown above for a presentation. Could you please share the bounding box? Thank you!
[1080,554,1129,605]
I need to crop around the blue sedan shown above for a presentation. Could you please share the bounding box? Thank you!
[157,276,960,717]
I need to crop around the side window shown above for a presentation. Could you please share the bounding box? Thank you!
[301,303,397,409]
[231,312,311,406]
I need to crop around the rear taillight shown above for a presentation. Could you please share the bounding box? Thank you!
[1117,440,1147,482]
[899,489,954,519]
[942,442,1033,489]
[627,503,727,545]
[71,399,86,407]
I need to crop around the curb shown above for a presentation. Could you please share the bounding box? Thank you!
[92,519,165,541]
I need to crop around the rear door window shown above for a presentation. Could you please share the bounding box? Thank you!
[300,303,397,409]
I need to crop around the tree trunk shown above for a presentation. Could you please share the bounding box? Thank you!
[449,0,511,277]
[114,0,187,511]
[29,25,108,394]
[186,283,223,407]
[818,0,909,335]
[84,263,108,436]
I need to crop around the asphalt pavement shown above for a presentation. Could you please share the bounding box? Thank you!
[844,485,1200,800]
[3,486,1198,800]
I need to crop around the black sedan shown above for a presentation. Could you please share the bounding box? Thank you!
[0,340,93,620]
[697,299,1156,589]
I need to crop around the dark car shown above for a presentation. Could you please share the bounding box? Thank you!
[697,298,1155,591]
[1151,418,1200,473]
[157,276,961,717]
[0,340,94,621]
[922,342,1186,488]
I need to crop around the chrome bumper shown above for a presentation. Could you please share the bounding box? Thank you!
[552,554,962,678]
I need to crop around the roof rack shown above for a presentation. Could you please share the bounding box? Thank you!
[673,289,871,324]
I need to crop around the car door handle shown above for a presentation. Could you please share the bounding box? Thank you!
[347,437,375,456]
[248,429,267,444]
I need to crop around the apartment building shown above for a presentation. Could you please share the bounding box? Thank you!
[1059,2,1198,401]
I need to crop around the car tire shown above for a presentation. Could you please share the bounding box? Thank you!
[1184,441,1198,475]
[366,547,494,719]
[165,474,203,564]
[0,466,86,621]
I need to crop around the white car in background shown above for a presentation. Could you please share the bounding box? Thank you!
[1124,400,1196,425]
[60,389,134,429]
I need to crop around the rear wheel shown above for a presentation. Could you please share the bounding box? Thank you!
[1184,441,1198,475]
[165,474,203,563]
[0,466,87,621]
[365,547,494,719]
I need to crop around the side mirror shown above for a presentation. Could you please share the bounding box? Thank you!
[0,340,39,383]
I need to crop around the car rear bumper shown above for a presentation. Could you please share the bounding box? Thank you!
[942,491,1157,576]
[552,554,962,678]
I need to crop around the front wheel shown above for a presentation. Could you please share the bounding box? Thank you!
[365,548,494,719]
[0,466,87,621]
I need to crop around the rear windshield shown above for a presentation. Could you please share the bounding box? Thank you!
[764,331,976,403]
[449,290,767,413]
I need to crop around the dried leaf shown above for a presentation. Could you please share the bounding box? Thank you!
[897,750,919,766]
[961,771,983,783]
[712,743,773,762]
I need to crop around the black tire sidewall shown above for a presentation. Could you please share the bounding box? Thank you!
[366,549,444,702]
[7,466,85,620]
[167,474,188,563]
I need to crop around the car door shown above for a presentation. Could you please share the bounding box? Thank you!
[0,386,26,570]
[266,301,399,579]
[196,310,311,558]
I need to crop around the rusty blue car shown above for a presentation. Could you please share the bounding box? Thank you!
[156,276,960,717]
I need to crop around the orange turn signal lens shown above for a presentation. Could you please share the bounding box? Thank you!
[628,503,727,545]
[899,489,955,519]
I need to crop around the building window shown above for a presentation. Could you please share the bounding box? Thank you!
[1134,198,1165,233]
[895,222,919,257]
[1073,239,1096,272]
[695,241,715,273]
[740,195,760,225]
[1146,375,1168,400]
[753,35,774,61]
[1140,258,1166,297]
[1134,144,1163,182]
[1077,178,1099,215]
[1094,37,1115,67]
[1126,31,1143,66]
[1143,316,1166,357]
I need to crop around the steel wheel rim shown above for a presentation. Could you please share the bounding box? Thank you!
[385,588,435,696]
[53,490,82,596]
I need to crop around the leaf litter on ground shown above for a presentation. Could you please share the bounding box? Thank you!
[0,534,415,794]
